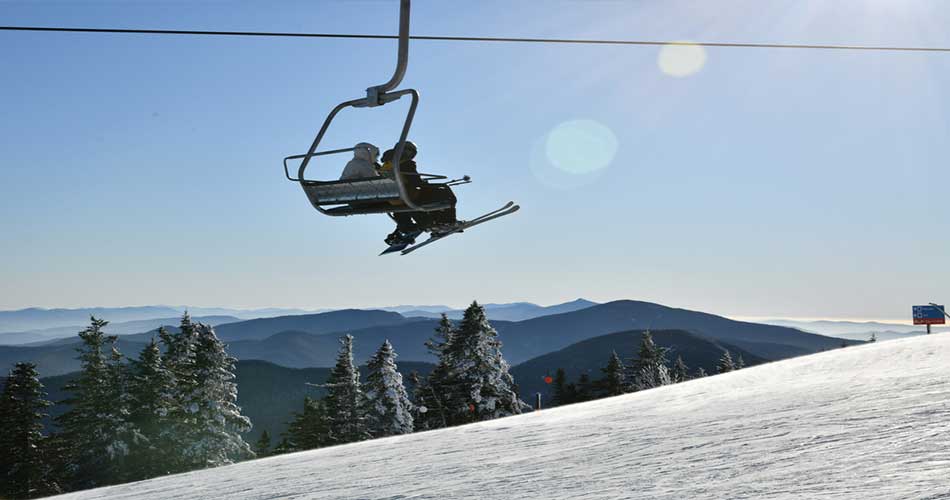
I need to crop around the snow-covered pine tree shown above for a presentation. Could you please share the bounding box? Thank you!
[0,362,58,499]
[426,314,454,356]
[161,314,200,385]
[441,302,529,424]
[406,371,433,431]
[671,355,690,383]
[126,338,176,480]
[695,367,708,378]
[322,335,369,444]
[254,430,271,458]
[179,323,253,469]
[717,351,735,373]
[600,351,626,397]
[282,396,330,451]
[363,340,414,438]
[158,314,200,472]
[416,315,455,431]
[735,354,746,370]
[56,317,141,490]
[629,331,671,391]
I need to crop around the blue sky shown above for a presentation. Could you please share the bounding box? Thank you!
[1,0,948,320]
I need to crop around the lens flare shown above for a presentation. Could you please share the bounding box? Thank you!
[658,41,707,77]
[544,119,618,175]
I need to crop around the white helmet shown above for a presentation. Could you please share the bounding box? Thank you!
[353,142,379,162]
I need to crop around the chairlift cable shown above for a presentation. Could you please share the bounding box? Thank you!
[3,26,950,53]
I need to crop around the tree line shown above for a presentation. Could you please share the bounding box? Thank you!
[2,305,746,497]
[0,301,530,497]
[0,314,252,498]
[549,331,746,406]
[267,302,529,456]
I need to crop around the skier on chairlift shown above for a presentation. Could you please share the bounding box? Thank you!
[340,142,381,180]
[380,141,460,246]
[283,0,519,256]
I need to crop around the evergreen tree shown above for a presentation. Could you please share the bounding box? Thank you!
[671,356,690,383]
[717,351,736,373]
[425,314,455,356]
[322,335,369,444]
[0,363,58,499]
[254,431,271,458]
[282,396,330,451]
[272,436,294,455]
[416,316,455,430]
[0,374,12,488]
[161,315,200,389]
[363,340,414,438]
[629,331,671,391]
[56,317,141,490]
[158,315,200,472]
[126,338,176,480]
[551,368,573,406]
[406,371,435,431]
[695,367,708,378]
[440,302,529,424]
[179,323,253,469]
[735,354,746,370]
[600,351,626,397]
[575,373,593,403]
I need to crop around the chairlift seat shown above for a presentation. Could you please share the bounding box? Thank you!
[303,177,402,205]
[283,0,457,218]
[301,177,452,216]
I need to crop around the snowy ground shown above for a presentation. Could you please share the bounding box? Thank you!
[57,335,950,499]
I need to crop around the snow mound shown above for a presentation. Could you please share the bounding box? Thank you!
[57,335,950,499]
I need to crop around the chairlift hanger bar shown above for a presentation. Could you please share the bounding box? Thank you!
[3,26,950,53]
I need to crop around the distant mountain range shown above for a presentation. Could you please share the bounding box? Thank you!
[0,306,190,332]
[391,299,598,322]
[492,300,853,363]
[0,300,598,345]
[0,299,856,377]
[0,306,324,342]
[762,319,948,339]
[0,316,240,346]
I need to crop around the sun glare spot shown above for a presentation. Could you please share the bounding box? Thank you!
[544,119,618,175]
[658,41,707,77]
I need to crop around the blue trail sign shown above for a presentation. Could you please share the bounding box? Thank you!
[912,305,946,325]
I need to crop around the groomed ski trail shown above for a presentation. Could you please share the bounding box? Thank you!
[56,334,950,499]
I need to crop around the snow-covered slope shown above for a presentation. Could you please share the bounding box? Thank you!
[58,335,950,499]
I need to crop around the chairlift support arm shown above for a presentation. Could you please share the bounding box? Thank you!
[364,0,410,107]
[289,0,433,214]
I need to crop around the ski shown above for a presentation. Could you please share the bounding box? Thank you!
[379,230,423,255]
[400,202,520,256]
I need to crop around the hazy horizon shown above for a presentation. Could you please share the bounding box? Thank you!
[0,298,920,326]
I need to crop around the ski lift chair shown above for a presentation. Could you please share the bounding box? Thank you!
[283,0,467,217]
